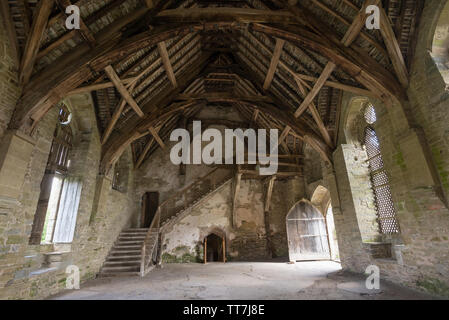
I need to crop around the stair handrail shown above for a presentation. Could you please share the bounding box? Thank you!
[140,167,232,276]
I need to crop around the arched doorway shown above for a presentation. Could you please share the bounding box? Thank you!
[204,233,225,263]
[286,201,330,261]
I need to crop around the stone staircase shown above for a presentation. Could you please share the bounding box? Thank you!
[98,168,233,277]
[98,228,158,277]
[160,177,232,230]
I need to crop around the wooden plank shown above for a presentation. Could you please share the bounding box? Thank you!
[20,0,55,85]
[104,65,145,117]
[294,62,336,118]
[379,6,409,88]
[157,41,177,88]
[263,38,285,90]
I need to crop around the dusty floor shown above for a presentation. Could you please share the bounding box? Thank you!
[51,261,437,300]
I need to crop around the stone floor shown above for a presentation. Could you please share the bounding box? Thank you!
[51,261,437,300]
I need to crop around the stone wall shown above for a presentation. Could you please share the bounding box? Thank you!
[326,1,449,296]
[0,14,21,141]
[0,94,137,299]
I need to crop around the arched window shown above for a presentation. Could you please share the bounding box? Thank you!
[363,104,400,234]
[29,103,78,245]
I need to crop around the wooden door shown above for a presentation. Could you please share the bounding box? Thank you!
[141,192,159,228]
[286,201,330,261]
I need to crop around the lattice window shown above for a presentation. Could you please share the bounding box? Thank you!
[47,105,73,174]
[364,105,400,234]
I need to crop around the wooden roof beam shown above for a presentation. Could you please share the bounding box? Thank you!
[245,31,373,97]
[149,126,166,150]
[379,5,409,88]
[311,0,386,55]
[20,0,55,85]
[154,8,301,24]
[104,65,145,118]
[341,0,381,47]
[157,41,178,88]
[294,62,336,118]
[263,38,285,90]
[57,0,96,47]
[67,77,137,95]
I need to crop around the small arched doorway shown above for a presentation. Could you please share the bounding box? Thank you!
[204,233,225,263]
[286,201,330,261]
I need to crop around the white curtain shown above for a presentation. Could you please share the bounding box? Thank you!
[53,177,83,243]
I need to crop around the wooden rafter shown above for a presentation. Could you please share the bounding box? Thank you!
[104,65,145,118]
[57,0,96,47]
[149,126,166,149]
[263,38,285,90]
[245,30,374,97]
[155,8,301,24]
[67,77,137,95]
[294,62,336,118]
[379,5,409,88]
[20,0,55,85]
[341,0,381,47]
[311,0,386,56]
[157,41,177,88]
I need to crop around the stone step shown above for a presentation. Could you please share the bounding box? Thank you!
[109,249,142,255]
[118,235,146,240]
[112,244,142,249]
[123,228,149,232]
[115,240,144,246]
[98,271,140,278]
[106,255,142,261]
[103,260,141,267]
[101,265,140,272]
[119,231,148,236]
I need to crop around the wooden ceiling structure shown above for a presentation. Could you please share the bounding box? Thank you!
[1,0,423,173]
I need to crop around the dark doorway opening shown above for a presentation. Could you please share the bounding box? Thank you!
[204,233,225,263]
[141,192,159,228]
